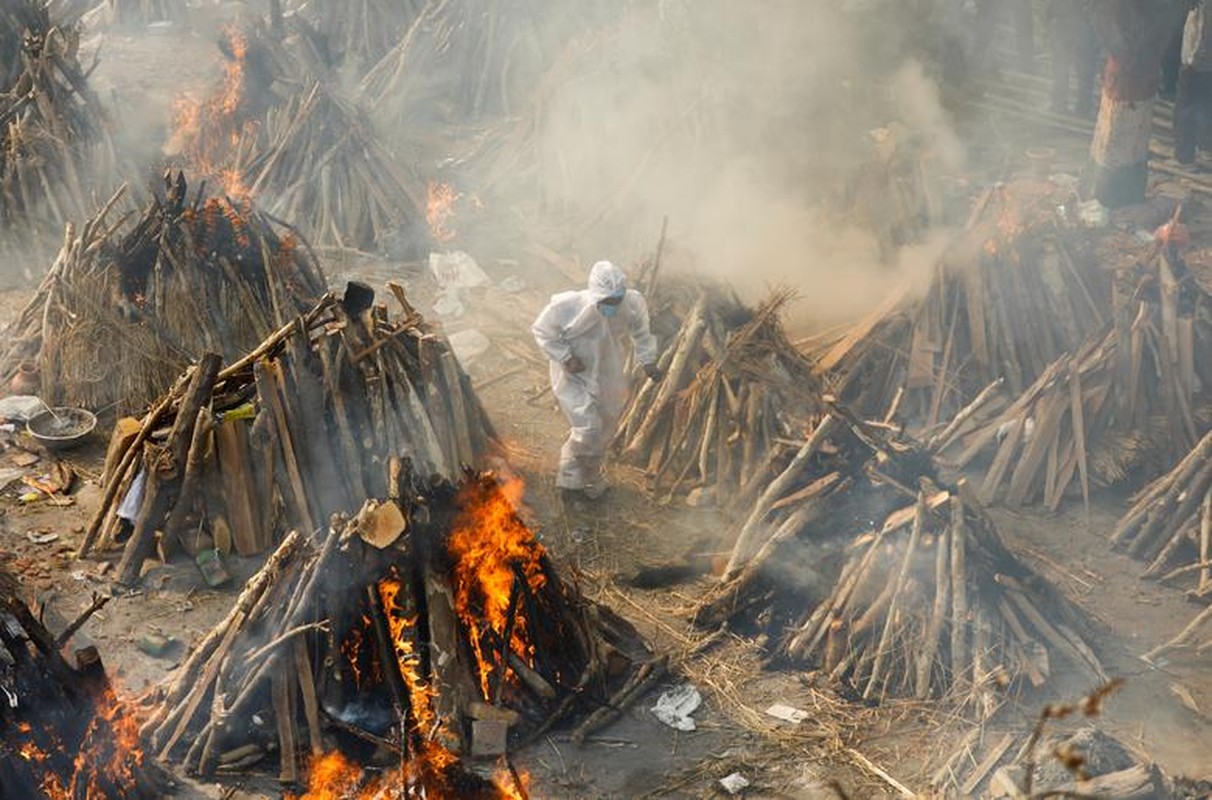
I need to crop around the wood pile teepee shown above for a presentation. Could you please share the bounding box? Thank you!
[83,285,497,587]
[0,0,121,260]
[141,469,657,792]
[0,172,326,413]
[167,17,426,253]
[933,233,1211,510]
[695,400,1105,708]
[613,281,825,500]
[1111,430,1212,593]
[810,180,1112,427]
[0,566,169,797]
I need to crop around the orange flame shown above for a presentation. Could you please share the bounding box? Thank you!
[169,25,255,200]
[447,478,546,699]
[378,576,444,741]
[292,750,528,799]
[9,683,147,799]
[292,478,543,798]
[426,180,461,243]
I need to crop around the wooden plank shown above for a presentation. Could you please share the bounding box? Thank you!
[216,421,260,557]
[1068,361,1091,515]
[1005,383,1068,506]
[960,732,1014,796]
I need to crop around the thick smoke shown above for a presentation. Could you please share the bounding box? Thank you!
[461,0,967,328]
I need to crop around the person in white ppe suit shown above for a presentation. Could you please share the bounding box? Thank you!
[532,261,660,498]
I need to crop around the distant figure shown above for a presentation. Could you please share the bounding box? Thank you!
[532,262,660,499]
[1046,0,1099,116]
[1175,3,1212,166]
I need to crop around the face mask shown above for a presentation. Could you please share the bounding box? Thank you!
[599,303,619,318]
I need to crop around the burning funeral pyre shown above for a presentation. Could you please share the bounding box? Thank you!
[694,400,1104,710]
[81,286,497,586]
[167,20,424,253]
[141,471,655,795]
[0,172,326,414]
[0,566,167,797]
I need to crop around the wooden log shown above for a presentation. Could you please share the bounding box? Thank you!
[256,359,316,536]
[1068,360,1090,515]
[959,732,1014,797]
[1142,602,1212,662]
[625,294,706,457]
[1005,386,1067,506]
[116,353,223,586]
[272,671,299,785]
[949,493,968,686]
[215,420,260,556]
[439,350,476,467]
[102,417,142,487]
[864,492,925,700]
[284,320,348,520]
[1201,491,1211,591]
[915,509,951,698]
[422,559,480,754]
[571,655,667,744]
[164,407,214,548]
[723,414,836,580]
[294,639,323,756]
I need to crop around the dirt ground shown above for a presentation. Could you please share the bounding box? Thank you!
[3,11,1212,800]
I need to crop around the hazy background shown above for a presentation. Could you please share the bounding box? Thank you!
[429,0,969,328]
[0,0,974,333]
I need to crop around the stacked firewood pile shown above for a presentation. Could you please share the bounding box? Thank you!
[613,281,824,500]
[141,470,656,793]
[0,173,326,413]
[231,80,425,252]
[933,238,1211,509]
[167,15,425,253]
[1112,431,1212,594]
[695,401,1104,707]
[0,0,119,258]
[0,567,169,797]
[82,286,497,587]
[811,181,1112,427]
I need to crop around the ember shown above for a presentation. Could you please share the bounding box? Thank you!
[1,569,165,798]
[143,470,652,792]
[427,180,461,243]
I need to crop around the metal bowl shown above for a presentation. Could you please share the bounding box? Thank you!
[26,407,97,450]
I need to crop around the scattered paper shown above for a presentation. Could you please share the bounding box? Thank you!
[718,773,750,795]
[429,250,489,289]
[651,683,701,731]
[764,703,810,724]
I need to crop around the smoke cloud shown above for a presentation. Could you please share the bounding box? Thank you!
[437,0,967,329]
